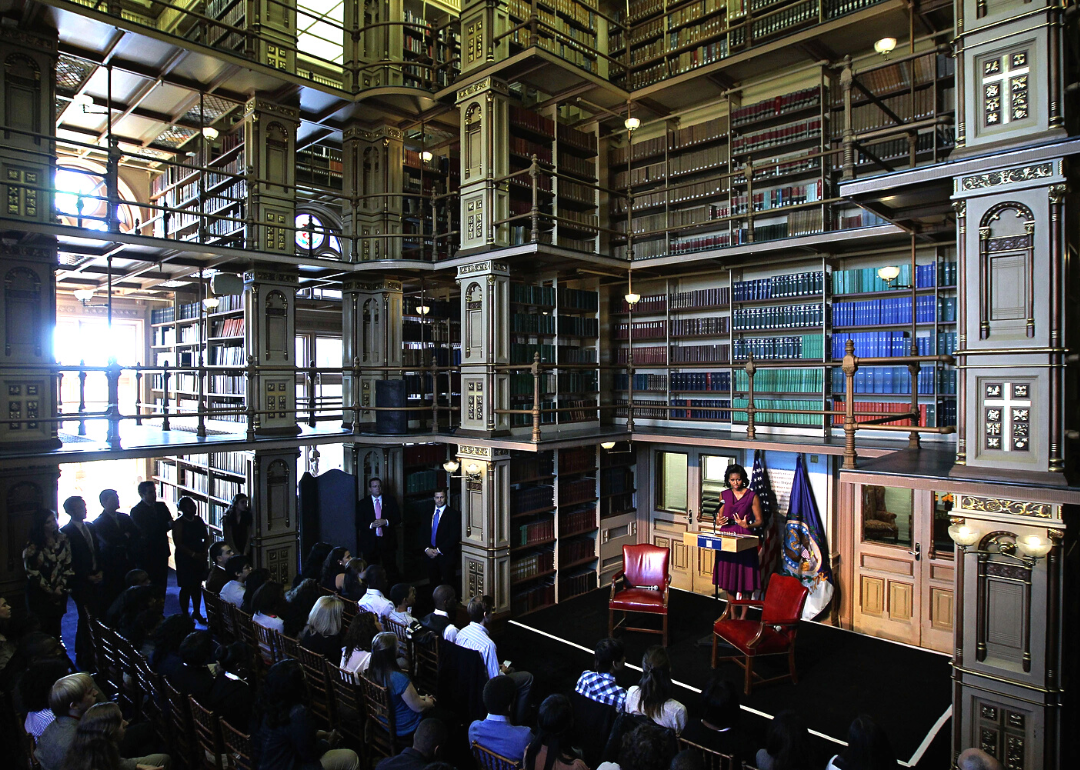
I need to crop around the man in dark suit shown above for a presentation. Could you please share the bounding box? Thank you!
[374,718,445,770]
[356,477,399,566]
[420,583,459,642]
[60,495,102,671]
[93,488,141,612]
[424,489,459,596]
[129,481,173,596]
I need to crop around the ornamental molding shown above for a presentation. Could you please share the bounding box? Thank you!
[342,278,402,293]
[456,445,510,459]
[958,162,1055,191]
[456,261,508,277]
[243,98,300,122]
[0,26,58,54]
[957,494,1054,518]
[343,125,403,143]
[456,76,509,102]
[243,270,298,284]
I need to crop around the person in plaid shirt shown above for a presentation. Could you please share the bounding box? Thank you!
[573,637,627,710]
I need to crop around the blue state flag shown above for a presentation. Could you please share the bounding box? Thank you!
[782,455,833,617]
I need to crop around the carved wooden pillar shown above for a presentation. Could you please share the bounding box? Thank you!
[246,0,297,73]
[457,261,509,436]
[457,445,511,612]
[459,0,509,75]
[457,77,510,253]
[242,97,299,256]
[341,124,405,262]
[949,494,1065,769]
[341,278,403,428]
[250,448,300,584]
[245,268,300,436]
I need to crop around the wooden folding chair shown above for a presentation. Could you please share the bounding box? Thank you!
[382,615,414,673]
[297,644,335,728]
[678,737,737,770]
[358,674,404,761]
[91,619,124,700]
[471,741,521,770]
[341,600,358,635]
[220,720,255,770]
[252,621,278,665]
[231,606,259,650]
[132,654,169,749]
[221,600,239,641]
[162,679,194,766]
[274,630,300,661]
[189,696,226,770]
[412,633,440,696]
[203,591,227,641]
[326,662,366,748]
[113,631,143,714]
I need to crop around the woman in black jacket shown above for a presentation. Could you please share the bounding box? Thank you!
[298,596,344,661]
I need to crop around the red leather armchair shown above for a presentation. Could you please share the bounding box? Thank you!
[608,544,671,646]
[711,574,809,695]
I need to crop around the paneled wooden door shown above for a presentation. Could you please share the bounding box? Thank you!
[851,484,955,653]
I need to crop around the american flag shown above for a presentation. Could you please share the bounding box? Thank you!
[750,449,780,591]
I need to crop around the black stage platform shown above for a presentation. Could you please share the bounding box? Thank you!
[498,587,952,768]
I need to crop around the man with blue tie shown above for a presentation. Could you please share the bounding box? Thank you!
[424,489,459,597]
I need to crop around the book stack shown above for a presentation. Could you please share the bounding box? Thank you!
[557,316,599,336]
[670,287,730,309]
[609,135,667,166]
[616,321,666,339]
[732,116,822,154]
[612,293,666,314]
[735,367,824,393]
[731,87,821,126]
[750,0,820,39]
[671,116,728,150]
[511,582,556,616]
[511,314,557,335]
[559,508,596,537]
[732,397,823,426]
[671,398,731,420]
[560,537,596,565]
[671,317,729,336]
[670,372,730,391]
[404,470,440,495]
[734,335,824,360]
[833,296,938,326]
[733,270,825,300]
[510,136,553,163]
[832,366,939,394]
[670,344,729,363]
[509,106,556,138]
[832,400,930,426]
[211,318,244,338]
[511,284,557,306]
[618,347,666,365]
[558,372,598,393]
[511,485,555,512]
[616,373,668,391]
[832,331,910,358]
[733,302,825,330]
[512,551,555,583]
[560,571,597,600]
[557,288,599,312]
[517,519,555,547]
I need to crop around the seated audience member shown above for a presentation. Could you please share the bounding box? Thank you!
[204,542,235,594]
[293,542,334,589]
[574,637,627,711]
[105,571,152,626]
[255,659,358,770]
[206,642,254,731]
[321,547,351,593]
[826,715,898,770]
[525,694,588,770]
[168,631,215,703]
[374,718,446,770]
[242,568,271,614]
[357,565,394,620]
[957,749,1005,770]
[419,585,458,642]
[366,631,434,738]
[339,558,367,602]
[469,675,534,761]
[112,586,163,648]
[755,710,811,770]
[457,595,533,725]
[341,611,381,674]
[388,584,417,629]
[624,646,686,735]
[13,638,72,715]
[283,579,323,639]
[252,581,288,633]
[20,655,72,737]
[299,595,345,661]
[149,614,194,679]
[42,695,169,770]
[219,556,251,608]
[598,724,675,770]
[679,673,753,763]
[668,750,703,770]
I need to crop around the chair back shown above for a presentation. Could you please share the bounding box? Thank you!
[221,599,239,641]
[162,679,194,759]
[358,674,397,760]
[622,543,669,588]
[413,634,440,695]
[761,575,810,625]
[231,606,259,649]
[326,663,365,746]
[188,695,226,770]
[203,591,226,639]
[678,737,736,770]
[91,619,123,699]
[471,741,521,770]
[219,720,255,770]
[252,621,278,664]
[297,644,334,727]
[275,630,300,660]
[113,630,143,712]
[132,655,168,746]
[341,600,358,634]
[570,690,618,768]
[382,615,411,645]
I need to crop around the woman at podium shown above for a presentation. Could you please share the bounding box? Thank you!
[713,464,762,619]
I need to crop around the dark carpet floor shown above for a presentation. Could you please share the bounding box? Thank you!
[500,587,952,768]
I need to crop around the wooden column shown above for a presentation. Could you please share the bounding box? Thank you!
[457,444,511,612]
[250,448,301,584]
[457,77,510,253]
[244,268,301,436]
[341,124,405,262]
[241,97,299,256]
[457,261,510,436]
[341,278,403,428]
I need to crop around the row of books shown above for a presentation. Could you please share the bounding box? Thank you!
[670,344,730,364]
[832,367,957,395]
[401,348,461,368]
[731,180,826,214]
[837,52,947,104]
[510,583,555,615]
[557,153,596,181]
[611,294,665,314]
[733,334,825,360]
[600,466,634,494]
[557,178,595,205]
[733,303,825,330]
[671,398,731,421]
[559,446,597,474]
[671,372,732,391]
[209,347,245,367]
[559,347,597,364]
[732,397,823,426]
[510,136,553,164]
[403,470,441,495]
[600,492,636,518]
[731,87,821,127]
[211,318,244,338]
[731,116,823,155]
[559,477,597,505]
[733,270,825,301]
[511,551,555,584]
[746,0,819,42]
[672,287,731,309]
[511,485,555,513]
[843,88,940,135]
[511,284,556,307]
[516,519,555,547]
[735,147,821,183]
[509,106,556,140]
[510,451,555,483]
[559,508,596,537]
[617,346,666,364]
[557,288,600,311]
[616,373,667,391]
[560,572,597,601]
[735,367,824,393]
[510,373,557,397]
[616,321,667,340]
[557,208,599,232]
[833,296,956,327]
[832,332,910,358]
[672,317,730,336]
[557,316,599,336]
[672,116,728,152]
[831,261,957,293]
[832,400,933,427]
[512,313,557,335]
[558,372,599,393]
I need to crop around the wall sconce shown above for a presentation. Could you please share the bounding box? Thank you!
[624,116,640,132]
[601,440,634,454]
[874,37,897,58]
[73,94,108,115]
[421,151,433,162]
[202,295,220,311]
[73,288,96,305]
[625,270,640,307]
[948,517,1059,563]
[443,459,483,480]
[601,441,616,450]
[202,126,220,141]
[876,265,911,289]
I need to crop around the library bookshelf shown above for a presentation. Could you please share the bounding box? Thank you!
[509,449,557,616]
[154,451,254,539]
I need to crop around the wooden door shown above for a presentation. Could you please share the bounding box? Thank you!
[852,483,921,645]
[650,449,693,591]
[918,492,956,654]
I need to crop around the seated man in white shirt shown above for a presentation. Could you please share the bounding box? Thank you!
[387,583,417,632]
[219,555,251,608]
[420,584,459,643]
[455,595,533,725]
[357,564,394,620]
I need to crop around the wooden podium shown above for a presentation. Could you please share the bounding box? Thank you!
[682,530,760,552]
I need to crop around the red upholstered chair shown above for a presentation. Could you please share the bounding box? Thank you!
[608,544,671,646]
[711,574,810,695]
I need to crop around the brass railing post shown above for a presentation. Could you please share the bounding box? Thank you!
[134,364,142,426]
[907,361,921,448]
[196,360,207,439]
[308,359,318,428]
[430,356,439,431]
[245,355,257,442]
[744,354,756,440]
[351,356,362,435]
[843,338,858,469]
[841,56,855,180]
[105,359,121,448]
[161,362,171,431]
[530,155,540,243]
[531,352,542,442]
[78,359,87,436]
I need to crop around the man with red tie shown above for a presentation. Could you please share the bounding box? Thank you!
[357,477,400,568]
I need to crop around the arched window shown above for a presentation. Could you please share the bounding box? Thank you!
[295,212,342,257]
[54,164,138,233]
